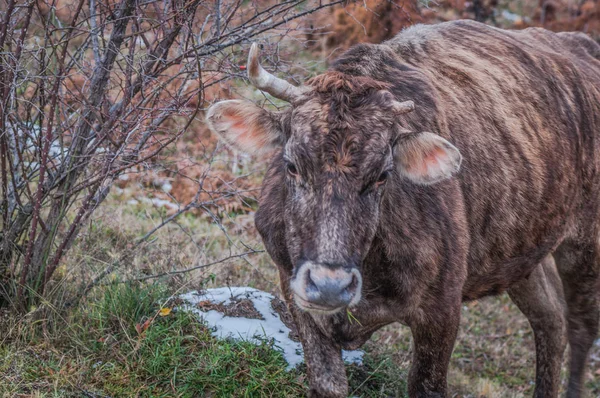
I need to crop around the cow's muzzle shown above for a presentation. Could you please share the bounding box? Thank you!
[290,261,362,314]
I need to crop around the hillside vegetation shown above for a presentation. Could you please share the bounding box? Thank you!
[1,0,599,396]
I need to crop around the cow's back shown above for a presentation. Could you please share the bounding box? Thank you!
[378,21,600,294]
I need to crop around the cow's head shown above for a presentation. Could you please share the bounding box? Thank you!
[206,44,462,315]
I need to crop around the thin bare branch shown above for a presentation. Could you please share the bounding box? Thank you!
[119,250,264,283]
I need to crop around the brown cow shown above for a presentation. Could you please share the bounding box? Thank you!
[206,20,600,397]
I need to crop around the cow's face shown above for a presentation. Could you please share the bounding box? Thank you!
[206,52,461,315]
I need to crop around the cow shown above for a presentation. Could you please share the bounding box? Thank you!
[205,20,600,397]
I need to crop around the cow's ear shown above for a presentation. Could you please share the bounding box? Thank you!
[395,132,462,185]
[206,100,284,154]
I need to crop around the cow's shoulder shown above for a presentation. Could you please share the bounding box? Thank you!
[386,20,599,66]
[556,31,600,61]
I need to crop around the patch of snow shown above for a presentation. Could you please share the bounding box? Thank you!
[500,10,531,24]
[138,196,179,211]
[179,287,364,370]
[340,348,364,365]
[49,142,67,157]
[145,197,179,210]
[150,177,169,190]
[161,182,173,193]
[125,196,179,211]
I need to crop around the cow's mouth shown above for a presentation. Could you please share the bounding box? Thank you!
[293,295,348,315]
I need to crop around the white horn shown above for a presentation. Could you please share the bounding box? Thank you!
[247,43,305,103]
[392,100,415,115]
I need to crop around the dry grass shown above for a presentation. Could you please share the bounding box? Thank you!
[2,187,598,397]
[369,293,600,397]
[2,1,599,396]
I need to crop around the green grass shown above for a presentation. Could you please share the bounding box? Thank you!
[2,193,598,398]
[0,282,409,397]
[347,354,407,397]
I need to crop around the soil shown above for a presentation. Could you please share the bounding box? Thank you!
[195,297,264,320]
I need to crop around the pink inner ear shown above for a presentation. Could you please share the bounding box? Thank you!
[231,120,246,131]
[208,100,281,154]
[409,146,448,177]
[222,109,261,149]
[235,119,265,149]
[237,129,258,148]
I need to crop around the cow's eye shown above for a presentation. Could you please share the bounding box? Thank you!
[287,163,298,177]
[376,171,390,186]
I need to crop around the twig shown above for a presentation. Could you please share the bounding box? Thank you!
[88,0,101,65]
[117,251,264,283]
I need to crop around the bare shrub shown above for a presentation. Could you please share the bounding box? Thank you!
[0,0,341,311]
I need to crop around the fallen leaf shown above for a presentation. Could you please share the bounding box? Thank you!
[197,300,213,309]
[141,319,152,331]
[135,319,152,335]
[158,307,172,317]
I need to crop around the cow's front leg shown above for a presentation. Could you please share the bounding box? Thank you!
[291,306,348,398]
[408,305,460,397]
[280,276,348,398]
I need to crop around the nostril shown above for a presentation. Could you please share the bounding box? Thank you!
[305,269,318,292]
[343,274,359,295]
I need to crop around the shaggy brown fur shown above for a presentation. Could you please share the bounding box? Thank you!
[207,20,600,397]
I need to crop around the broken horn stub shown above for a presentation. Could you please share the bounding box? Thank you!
[247,43,306,103]
[392,100,415,115]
